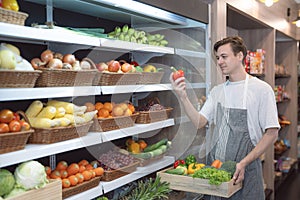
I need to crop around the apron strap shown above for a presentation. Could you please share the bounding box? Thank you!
[242,74,249,109]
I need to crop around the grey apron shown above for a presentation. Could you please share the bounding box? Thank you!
[204,75,264,200]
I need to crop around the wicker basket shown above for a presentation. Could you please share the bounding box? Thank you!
[136,107,173,124]
[0,70,42,88]
[62,176,101,199]
[93,72,141,86]
[101,160,140,181]
[28,121,93,144]
[0,111,33,154]
[89,113,139,132]
[0,7,28,26]
[137,71,164,84]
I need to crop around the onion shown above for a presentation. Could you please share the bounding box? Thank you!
[30,58,46,69]
[40,49,53,63]
[62,54,76,65]
[47,58,63,69]
[53,52,63,60]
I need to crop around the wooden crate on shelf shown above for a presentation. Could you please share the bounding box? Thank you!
[6,179,62,200]
[157,167,242,198]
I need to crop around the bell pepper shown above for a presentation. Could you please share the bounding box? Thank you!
[2,0,19,11]
[173,159,186,168]
[188,163,205,174]
[185,155,197,166]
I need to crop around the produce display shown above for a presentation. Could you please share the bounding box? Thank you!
[25,100,97,128]
[0,43,34,71]
[136,98,166,112]
[107,25,168,47]
[0,109,30,134]
[0,160,49,199]
[30,49,95,70]
[1,0,19,12]
[165,155,237,186]
[45,159,104,189]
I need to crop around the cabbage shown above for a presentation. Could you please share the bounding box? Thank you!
[0,169,15,196]
[14,161,49,190]
[4,187,26,199]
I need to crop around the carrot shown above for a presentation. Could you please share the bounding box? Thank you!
[211,159,223,169]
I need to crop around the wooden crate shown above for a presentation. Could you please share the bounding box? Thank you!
[6,179,62,200]
[157,167,242,198]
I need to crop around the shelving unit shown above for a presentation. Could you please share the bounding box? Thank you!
[0,0,209,199]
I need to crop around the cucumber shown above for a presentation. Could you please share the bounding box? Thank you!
[165,167,185,175]
[132,144,169,159]
[143,138,168,152]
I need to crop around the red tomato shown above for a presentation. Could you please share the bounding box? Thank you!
[9,120,21,132]
[172,70,184,81]
[0,123,9,134]
[0,109,14,123]
[20,120,31,131]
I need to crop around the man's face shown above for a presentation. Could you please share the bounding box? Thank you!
[215,43,242,75]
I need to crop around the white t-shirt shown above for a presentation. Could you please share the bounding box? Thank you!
[200,77,280,146]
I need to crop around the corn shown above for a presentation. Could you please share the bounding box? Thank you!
[25,100,44,117]
[55,107,66,118]
[36,106,57,119]
[83,110,98,122]
[28,117,58,128]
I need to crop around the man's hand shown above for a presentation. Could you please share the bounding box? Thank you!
[233,162,246,184]
[169,73,187,100]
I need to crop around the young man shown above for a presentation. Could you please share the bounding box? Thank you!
[170,36,280,199]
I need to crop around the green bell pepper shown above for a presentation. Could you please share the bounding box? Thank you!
[185,155,197,166]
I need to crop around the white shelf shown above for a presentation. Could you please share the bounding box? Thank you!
[0,22,100,46]
[102,119,175,142]
[101,84,172,94]
[175,48,206,58]
[102,155,175,193]
[0,86,101,101]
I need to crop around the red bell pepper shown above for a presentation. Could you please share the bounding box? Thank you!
[174,159,186,168]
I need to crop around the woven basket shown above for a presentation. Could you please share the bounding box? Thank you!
[89,113,139,132]
[28,121,93,144]
[137,71,164,84]
[93,72,141,86]
[35,58,98,87]
[0,7,28,26]
[62,176,101,199]
[101,160,140,181]
[136,107,173,124]
[0,70,42,88]
[0,111,33,154]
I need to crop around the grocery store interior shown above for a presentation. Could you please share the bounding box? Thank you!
[0,0,300,200]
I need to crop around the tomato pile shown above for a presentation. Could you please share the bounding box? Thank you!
[0,109,30,134]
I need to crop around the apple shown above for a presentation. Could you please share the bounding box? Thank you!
[96,62,108,72]
[121,63,133,73]
[107,60,121,72]
[143,64,157,72]
[0,49,17,69]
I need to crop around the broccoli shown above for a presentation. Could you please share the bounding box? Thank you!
[219,160,237,176]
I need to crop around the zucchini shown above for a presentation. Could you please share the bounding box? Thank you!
[132,144,169,159]
[165,167,185,175]
[143,138,168,152]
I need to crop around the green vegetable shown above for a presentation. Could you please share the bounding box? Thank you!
[132,144,168,159]
[4,187,26,199]
[143,138,168,152]
[165,167,185,175]
[96,197,108,200]
[0,169,15,196]
[14,160,49,190]
[122,24,129,33]
[135,66,143,72]
[192,167,231,185]
[219,160,237,176]
[185,155,197,166]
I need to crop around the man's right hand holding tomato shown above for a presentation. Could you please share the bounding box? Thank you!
[169,70,187,101]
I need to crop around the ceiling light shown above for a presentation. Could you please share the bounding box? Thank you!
[292,10,300,27]
[259,0,279,7]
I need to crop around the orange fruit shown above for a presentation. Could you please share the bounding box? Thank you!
[50,170,61,179]
[67,163,80,176]
[85,164,94,171]
[60,169,68,179]
[95,102,104,110]
[56,160,68,171]
[68,175,78,186]
[78,159,89,166]
[79,165,86,173]
[62,178,71,188]
[112,105,124,117]
[90,170,96,178]
[82,170,92,181]
[103,102,113,112]
[45,166,51,175]
[85,102,96,112]
[94,167,104,176]
[119,103,128,111]
[98,108,110,118]
[75,173,84,184]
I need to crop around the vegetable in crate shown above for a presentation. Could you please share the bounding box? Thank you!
[192,167,231,185]
[173,159,185,168]
[0,169,15,197]
[185,154,197,166]
[219,160,237,176]
[187,163,205,174]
